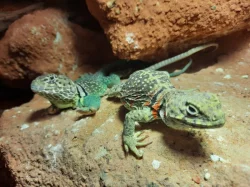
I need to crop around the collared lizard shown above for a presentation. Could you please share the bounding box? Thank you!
[31,43,218,116]
[107,43,225,158]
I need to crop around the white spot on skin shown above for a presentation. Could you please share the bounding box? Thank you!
[223,74,231,79]
[20,124,29,130]
[152,160,161,169]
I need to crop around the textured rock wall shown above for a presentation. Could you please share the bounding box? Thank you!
[0,8,115,88]
[0,32,250,186]
[86,0,250,61]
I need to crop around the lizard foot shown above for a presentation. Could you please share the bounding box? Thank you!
[123,131,152,158]
[76,106,98,115]
[47,105,60,115]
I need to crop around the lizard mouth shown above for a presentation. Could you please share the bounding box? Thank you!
[30,82,45,93]
[172,117,225,129]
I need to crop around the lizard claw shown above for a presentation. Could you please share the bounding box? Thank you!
[76,107,98,115]
[123,131,152,158]
[47,105,60,115]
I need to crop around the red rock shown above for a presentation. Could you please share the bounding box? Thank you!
[86,0,250,61]
[0,8,115,88]
[1,32,250,186]
[192,176,201,184]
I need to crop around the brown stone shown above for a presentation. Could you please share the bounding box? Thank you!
[0,31,250,186]
[86,0,250,61]
[0,8,115,88]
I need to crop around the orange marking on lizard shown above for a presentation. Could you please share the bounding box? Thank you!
[144,101,151,106]
[152,102,161,111]
[152,110,158,119]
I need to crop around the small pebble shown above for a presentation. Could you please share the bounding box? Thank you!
[20,124,29,130]
[241,75,248,79]
[238,61,245,65]
[215,68,224,73]
[192,176,200,184]
[204,173,211,180]
[223,74,231,79]
[152,160,161,169]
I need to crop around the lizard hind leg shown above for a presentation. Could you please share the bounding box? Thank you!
[103,73,121,88]
[76,95,101,115]
[106,83,124,98]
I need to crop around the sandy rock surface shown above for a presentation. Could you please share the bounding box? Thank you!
[0,31,250,186]
[0,8,115,88]
[86,0,250,61]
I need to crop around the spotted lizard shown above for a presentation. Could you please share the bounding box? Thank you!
[31,43,217,116]
[107,43,225,158]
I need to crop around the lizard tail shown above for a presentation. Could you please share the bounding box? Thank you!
[96,60,148,76]
[169,58,192,77]
[145,43,218,71]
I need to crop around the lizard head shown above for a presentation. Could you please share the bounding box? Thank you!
[31,74,78,108]
[160,90,225,129]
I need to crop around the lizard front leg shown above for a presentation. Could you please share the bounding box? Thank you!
[123,107,155,158]
[76,95,101,115]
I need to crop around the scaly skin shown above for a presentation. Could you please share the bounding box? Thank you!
[108,70,225,158]
[31,43,217,115]
[107,44,225,158]
[31,73,120,114]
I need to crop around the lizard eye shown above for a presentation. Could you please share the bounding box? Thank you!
[186,104,199,116]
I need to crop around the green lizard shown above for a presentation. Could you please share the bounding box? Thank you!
[107,43,225,158]
[31,43,217,116]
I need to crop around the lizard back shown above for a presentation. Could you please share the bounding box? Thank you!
[119,70,175,111]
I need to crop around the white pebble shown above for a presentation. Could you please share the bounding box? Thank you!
[20,124,29,130]
[152,160,161,169]
[223,74,231,79]
[210,154,228,163]
[241,75,248,79]
[215,68,224,73]
[204,173,211,180]
[238,61,245,65]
